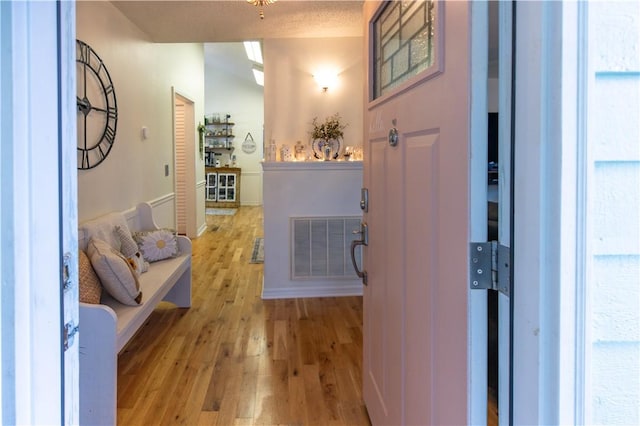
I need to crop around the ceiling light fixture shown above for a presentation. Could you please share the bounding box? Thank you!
[243,41,263,65]
[246,0,276,20]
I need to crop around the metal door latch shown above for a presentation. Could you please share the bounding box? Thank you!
[360,188,369,212]
[62,252,72,291]
[469,241,510,296]
[63,322,79,351]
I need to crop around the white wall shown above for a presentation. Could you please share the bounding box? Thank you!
[204,43,264,206]
[262,161,363,299]
[264,37,364,156]
[76,2,205,226]
[204,37,363,206]
[258,36,364,297]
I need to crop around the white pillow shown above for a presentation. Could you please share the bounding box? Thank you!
[80,212,130,252]
[133,229,179,262]
[86,237,142,306]
[114,225,149,274]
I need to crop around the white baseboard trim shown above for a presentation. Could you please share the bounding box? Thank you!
[196,222,208,237]
[261,282,363,299]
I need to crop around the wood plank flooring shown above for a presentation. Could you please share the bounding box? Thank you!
[116,206,370,425]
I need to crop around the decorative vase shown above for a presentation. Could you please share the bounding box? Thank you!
[323,141,332,161]
[312,138,341,161]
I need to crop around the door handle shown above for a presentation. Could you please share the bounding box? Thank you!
[351,222,368,285]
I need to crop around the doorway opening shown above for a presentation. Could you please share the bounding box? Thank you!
[173,92,196,236]
[486,1,511,423]
[487,110,499,422]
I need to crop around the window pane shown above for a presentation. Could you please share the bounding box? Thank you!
[373,0,436,99]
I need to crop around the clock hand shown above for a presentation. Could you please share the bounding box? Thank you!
[90,105,117,121]
[83,113,88,151]
[83,62,88,98]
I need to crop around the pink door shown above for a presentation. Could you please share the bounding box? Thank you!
[362,1,472,424]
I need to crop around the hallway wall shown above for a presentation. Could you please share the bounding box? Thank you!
[264,37,363,157]
[77,1,205,226]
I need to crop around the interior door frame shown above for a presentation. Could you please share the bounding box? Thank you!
[172,89,197,238]
[497,1,514,424]
[468,1,490,424]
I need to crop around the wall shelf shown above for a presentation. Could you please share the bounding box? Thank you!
[204,115,234,166]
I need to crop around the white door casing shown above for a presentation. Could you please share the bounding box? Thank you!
[0,1,78,423]
[512,1,565,424]
[362,1,479,424]
[497,1,514,424]
[60,1,81,424]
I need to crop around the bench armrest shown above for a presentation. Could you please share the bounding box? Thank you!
[135,202,159,231]
[177,235,192,255]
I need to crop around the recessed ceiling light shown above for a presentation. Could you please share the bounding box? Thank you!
[244,41,263,65]
[252,66,264,87]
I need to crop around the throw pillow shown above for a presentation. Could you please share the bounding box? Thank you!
[78,249,102,304]
[125,251,148,276]
[80,212,130,253]
[114,225,138,256]
[86,237,142,306]
[114,225,149,274]
[133,229,179,262]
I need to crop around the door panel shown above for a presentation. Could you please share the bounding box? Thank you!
[404,132,438,425]
[365,135,397,420]
[363,1,472,424]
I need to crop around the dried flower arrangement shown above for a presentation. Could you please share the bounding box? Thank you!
[310,113,348,141]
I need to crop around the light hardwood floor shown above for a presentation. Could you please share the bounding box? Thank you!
[116,206,370,425]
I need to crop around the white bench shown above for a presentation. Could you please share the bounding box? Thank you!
[78,202,192,426]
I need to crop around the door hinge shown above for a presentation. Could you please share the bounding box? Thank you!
[469,241,510,297]
[63,322,79,352]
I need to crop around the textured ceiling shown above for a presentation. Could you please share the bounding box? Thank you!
[110,1,498,81]
[111,0,366,42]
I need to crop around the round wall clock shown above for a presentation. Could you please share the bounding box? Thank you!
[76,39,118,170]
